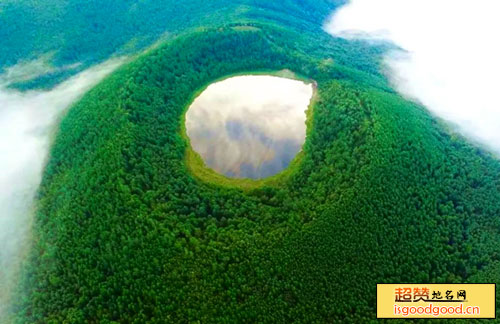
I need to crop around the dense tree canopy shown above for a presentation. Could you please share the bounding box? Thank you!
[10,23,500,323]
[1,0,388,90]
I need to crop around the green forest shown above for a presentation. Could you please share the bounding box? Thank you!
[3,1,500,324]
[2,0,376,89]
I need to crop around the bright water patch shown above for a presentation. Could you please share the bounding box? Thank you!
[185,75,313,179]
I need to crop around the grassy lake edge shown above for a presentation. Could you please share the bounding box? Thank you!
[180,70,318,191]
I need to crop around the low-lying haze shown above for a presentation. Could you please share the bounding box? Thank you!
[0,58,124,319]
[326,0,500,154]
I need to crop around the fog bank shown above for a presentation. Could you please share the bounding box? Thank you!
[326,0,500,154]
[0,58,123,319]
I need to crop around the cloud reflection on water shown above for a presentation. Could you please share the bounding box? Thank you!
[185,75,313,179]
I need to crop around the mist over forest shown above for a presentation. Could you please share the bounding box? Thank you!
[1,0,499,322]
[0,58,123,319]
[327,0,500,155]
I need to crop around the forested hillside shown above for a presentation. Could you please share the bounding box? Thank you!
[9,19,500,323]
[1,0,376,90]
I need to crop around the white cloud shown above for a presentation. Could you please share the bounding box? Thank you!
[325,0,500,153]
[0,58,124,320]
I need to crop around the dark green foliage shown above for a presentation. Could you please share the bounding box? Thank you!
[0,1,333,71]
[11,22,500,323]
[0,0,390,91]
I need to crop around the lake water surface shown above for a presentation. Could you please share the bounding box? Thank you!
[185,75,313,179]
